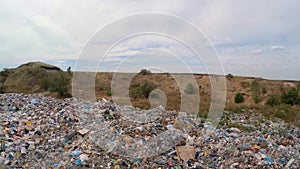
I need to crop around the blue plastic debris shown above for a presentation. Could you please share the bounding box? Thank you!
[71,151,81,157]
[58,147,64,152]
[131,158,142,163]
[9,122,14,127]
[85,105,91,111]
[6,153,13,159]
[64,138,68,143]
[74,159,83,166]
[265,156,273,165]
[257,137,264,142]
[9,128,15,135]
[259,148,266,153]
[209,163,217,168]
[216,129,221,133]
[30,99,39,104]
[279,157,286,164]
[53,163,59,168]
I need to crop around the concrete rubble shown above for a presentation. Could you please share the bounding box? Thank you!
[0,93,299,168]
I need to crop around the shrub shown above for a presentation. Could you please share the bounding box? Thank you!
[129,84,143,99]
[281,88,300,105]
[106,87,112,96]
[251,80,260,92]
[234,93,244,103]
[50,73,70,98]
[67,66,72,74]
[40,77,51,91]
[251,80,261,103]
[139,69,152,75]
[226,73,233,80]
[184,83,197,95]
[253,95,261,104]
[0,85,5,94]
[141,81,156,98]
[262,87,267,94]
[275,111,287,119]
[129,81,156,99]
[0,68,9,94]
[266,95,280,106]
[240,82,250,89]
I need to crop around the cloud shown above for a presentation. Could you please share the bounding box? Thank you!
[0,0,300,80]
[56,60,66,63]
[270,45,286,50]
[250,49,263,55]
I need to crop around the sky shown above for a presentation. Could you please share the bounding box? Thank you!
[0,1,300,80]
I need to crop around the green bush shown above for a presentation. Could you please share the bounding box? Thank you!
[0,68,9,94]
[184,83,197,95]
[262,87,267,94]
[226,73,233,80]
[141,81,156,98]
[67,66,72,74]
[275,111,287,119]
[40,77,51,91]
[266,95,280,106]
[129,81,156,99]
[234,93,244,103]
[139,69,152,75]
[130,83,141,99]
[281,88,300,105]
[106,87,112,96]
[0,85,5,94]
[50,73,70,98]
[253,95,261,104]
[251,80,261,103]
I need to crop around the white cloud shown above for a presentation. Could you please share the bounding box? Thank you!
[270,45,286,50]
[250,49,263,55]
[0,0,300,80]
[56,60,65,63]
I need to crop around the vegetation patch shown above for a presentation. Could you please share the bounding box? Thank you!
[184,83,197,95]
[234,93,244,103]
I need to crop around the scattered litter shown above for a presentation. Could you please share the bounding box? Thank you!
[0,93,299,168]
[176,145,195,162]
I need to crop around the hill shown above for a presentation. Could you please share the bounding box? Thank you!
[0,62,67,94]
[0,62,299,126]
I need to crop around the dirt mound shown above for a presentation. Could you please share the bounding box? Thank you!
[1,62,63,93]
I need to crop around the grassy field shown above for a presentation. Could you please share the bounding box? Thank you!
[1,62,299,127]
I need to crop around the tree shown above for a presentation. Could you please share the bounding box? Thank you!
[139,69,151,75]
[67,66,72,74]
[234,93,244,103]
[50,73,70,98]
[185,83,197,95]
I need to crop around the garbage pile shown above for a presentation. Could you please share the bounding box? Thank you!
[0,93,299,169]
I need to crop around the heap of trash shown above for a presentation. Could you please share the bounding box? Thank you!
[0,93,299,169]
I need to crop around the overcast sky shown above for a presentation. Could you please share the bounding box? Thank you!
[0,1,300,80]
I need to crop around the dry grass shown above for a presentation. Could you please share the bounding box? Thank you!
[1,62,299,126]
